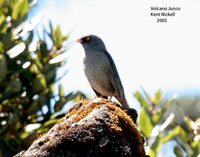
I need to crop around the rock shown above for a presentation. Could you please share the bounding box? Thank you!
[14,98,147,157]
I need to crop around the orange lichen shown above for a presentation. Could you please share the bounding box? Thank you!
[106,104,145,154]
[36,131,46,140]
[57,116,66,124]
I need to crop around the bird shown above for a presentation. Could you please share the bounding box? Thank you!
[76,34,129,109]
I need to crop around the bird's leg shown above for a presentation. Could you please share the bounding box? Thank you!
[115,95,129,109]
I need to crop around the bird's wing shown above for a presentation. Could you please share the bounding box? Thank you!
[103,50,125,101]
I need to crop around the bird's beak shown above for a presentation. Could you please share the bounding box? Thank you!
[76,38,82,43]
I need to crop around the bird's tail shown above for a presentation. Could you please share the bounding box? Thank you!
[119,96,138,123]
[119,96,129,109]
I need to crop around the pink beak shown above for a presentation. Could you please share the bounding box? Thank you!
[76,38,82,43]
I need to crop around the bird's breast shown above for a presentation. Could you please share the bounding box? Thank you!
[83,52,114,96]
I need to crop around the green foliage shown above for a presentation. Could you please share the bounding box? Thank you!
[12,0,29,24]
[135,89,200,157]
[139,106,153,138]
[0,1,85,156]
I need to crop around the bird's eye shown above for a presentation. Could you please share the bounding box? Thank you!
[84,36,91,42]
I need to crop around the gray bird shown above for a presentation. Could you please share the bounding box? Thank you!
[77,34,129,109]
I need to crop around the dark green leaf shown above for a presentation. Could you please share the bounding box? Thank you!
[152,110,163,124]
[5,75,22,94]
[153,89,162,105]
[54,25,63,48]
[0,42,4,53]
[28,95,46,114]
[0,15,7,34]
[12,0,29,22]
[54,98,66,112]
[191,141,200,157]
[174,146,184,157]
[139,107,153,138]
[0,54,7,83]
[33,74,47,93]
[162,126,181,143]
[134,90,149,109]
[149,135,163,157]
[26,31,33,45]
[58,84,64,98]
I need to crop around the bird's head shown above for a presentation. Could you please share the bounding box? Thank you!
[76,34,106,52]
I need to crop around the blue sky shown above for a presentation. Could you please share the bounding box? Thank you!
[29,0,200,106]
